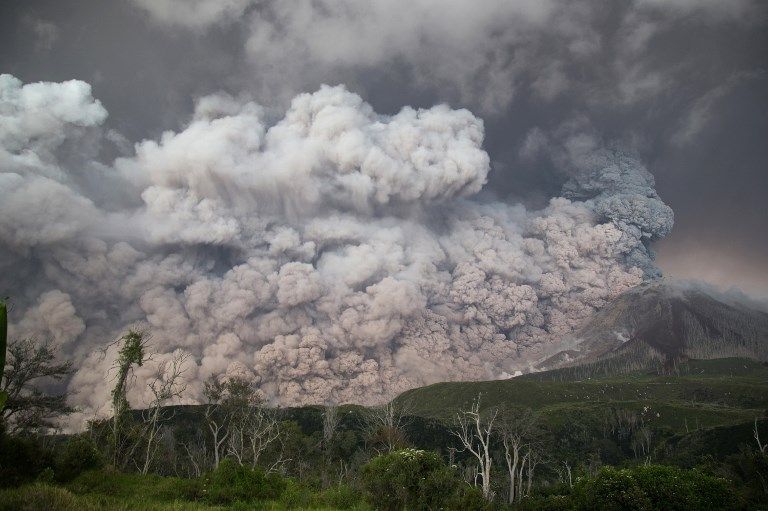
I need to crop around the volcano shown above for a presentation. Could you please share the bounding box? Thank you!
[538,281,768,376]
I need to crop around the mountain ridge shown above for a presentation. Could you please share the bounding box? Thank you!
[536,280,768,378]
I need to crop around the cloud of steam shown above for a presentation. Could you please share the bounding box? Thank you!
[0,74,672,425]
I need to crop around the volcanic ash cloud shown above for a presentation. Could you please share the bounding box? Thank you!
[0,75,672,420]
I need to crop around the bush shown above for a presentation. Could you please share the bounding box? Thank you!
[203,458,286,504]
[0,433,54,487]
[55,435,103,482]
[446,484,492,511]
[318,483,365,509]
[572,465,738,511]
[0,483,93,511]
[361,448,472,511]
[279,478,313,509]
[632,465,737,511]
[573,467,651,511]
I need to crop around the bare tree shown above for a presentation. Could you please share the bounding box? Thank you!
[1,338,73,434]
[453,395,498,501]
[756,418,767,454]
[245,407,282,469]
[140,351,189,474]
[562,461,573,489]
[181,432,209,477]
[321,404,340,486]
[499,407,536,504]
[205,374,284,471]
[631,426,653,459]
[223,376,262,465]
[524,446,542,497]
[364,400,412,453]
[517,450,528,502]
[323,404,339,450]
[203,375,230,468]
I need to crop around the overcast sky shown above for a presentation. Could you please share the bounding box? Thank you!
[2,0,766,294]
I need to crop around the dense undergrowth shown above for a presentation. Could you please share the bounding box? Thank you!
[0,460,750,511]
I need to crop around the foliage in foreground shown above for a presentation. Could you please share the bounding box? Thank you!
[0,463,744,511]
[361,449,489,511]
[0,483,218,511]
[66,464,373,509]
[519,464,741,511]
[573,465,739,511]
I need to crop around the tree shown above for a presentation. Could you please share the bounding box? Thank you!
[364,400,412,454]
[181,431,209,477]
[224,376,262,466]
[320,404,340,486]
[1,338,73,434]
[108,329,148,468]
[523,444,543,498]
[453,395,498,501]
[499,406,536,504]
[139,351,189,474]
[0,299,8,411]
[323,404,339,452]
[203,375,230,469]
[755,418,767,454]
[204,374,283,472]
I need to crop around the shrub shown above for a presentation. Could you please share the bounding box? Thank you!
[203,458,286,504]
[361,448,470,511]
[517,494,574,511]
[279,479,313,509]
[318,483,365,509]
[55,435,103,482]
[37,467,55,484]
[446,484,492,511]
[632,465,737,511]
[572,465,738,511]
[573,467,651,511]
[0,433,54,487]
[0,483,93,511]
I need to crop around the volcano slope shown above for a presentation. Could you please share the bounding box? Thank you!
[537,280,768,378]
[394,282,768,436]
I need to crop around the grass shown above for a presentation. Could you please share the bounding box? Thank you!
[0,483,223,511]
[0,470,371,511]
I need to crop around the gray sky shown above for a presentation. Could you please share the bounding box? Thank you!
[2,0,767,293]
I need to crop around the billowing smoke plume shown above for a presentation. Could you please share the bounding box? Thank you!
[0,74,672,424]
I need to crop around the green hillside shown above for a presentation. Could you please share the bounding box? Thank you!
[395,358,768,432]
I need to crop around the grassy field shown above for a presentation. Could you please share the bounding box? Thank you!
[0,483,224,511]
[0,470,371,511]
[395,358,768,432]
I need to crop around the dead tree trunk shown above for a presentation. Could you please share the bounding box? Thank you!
[453,395,498,501]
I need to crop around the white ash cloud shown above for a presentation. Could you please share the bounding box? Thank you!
[0,74,672,424]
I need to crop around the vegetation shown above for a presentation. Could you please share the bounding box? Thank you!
[1,338,73,435]
[395,358,768,429]
[0,299,7,411]
[360,448,484,511]
[0,298,766,510]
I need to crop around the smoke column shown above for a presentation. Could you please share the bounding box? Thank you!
[0,75,672,424]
